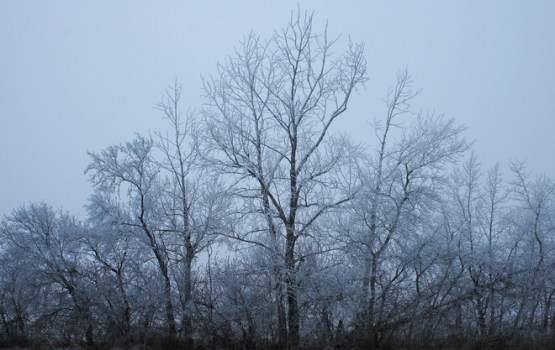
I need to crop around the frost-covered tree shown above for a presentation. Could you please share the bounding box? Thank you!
[0,203,92,345]
[343,70,469,346]
[86,135,178,336]
[154,82,229,336]
[507,161,555,337]
[442,155,513,340]
[201,10,366,348]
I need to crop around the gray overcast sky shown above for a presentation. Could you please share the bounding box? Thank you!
[1,1,554,218]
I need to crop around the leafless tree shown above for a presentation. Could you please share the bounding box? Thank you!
[86,136,178,336]
[344,70,469,346]
[202,9,366,348]
[0,203,93,345]
[508,161,555,337]
[154,81,228,336]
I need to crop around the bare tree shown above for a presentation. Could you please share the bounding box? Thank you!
[86,136,178,336]
[81,219,136,341]
[344,70,469,346]
[0,203,93,345]
[154,81,227,337]
[508,161,555,337]
[202,9,366,348]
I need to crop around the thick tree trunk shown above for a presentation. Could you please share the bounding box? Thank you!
[277,273,288,348]
[368,254,378,347]
[181,239,194,336]
[162,270,177,336]
[285,226,299,349]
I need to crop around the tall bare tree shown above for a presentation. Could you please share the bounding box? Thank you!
[346,70,469,346]
[202,10,366,348]
[155,81,227,336]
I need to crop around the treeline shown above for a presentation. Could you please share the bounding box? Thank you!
[1,11,554,350]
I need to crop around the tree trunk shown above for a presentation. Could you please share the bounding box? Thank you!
[368,254,378,347]
[181,239,194,337]
[277,272,288,348]
[163,271,177,336]
[285,226,299,349]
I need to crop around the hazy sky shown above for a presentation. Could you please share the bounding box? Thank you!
[1,1,554,218]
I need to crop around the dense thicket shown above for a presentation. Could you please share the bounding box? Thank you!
[1,12,554,350]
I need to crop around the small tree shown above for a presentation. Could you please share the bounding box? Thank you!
[86,136,178,336]
[508,161,555,336]
[0,203,92,345]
